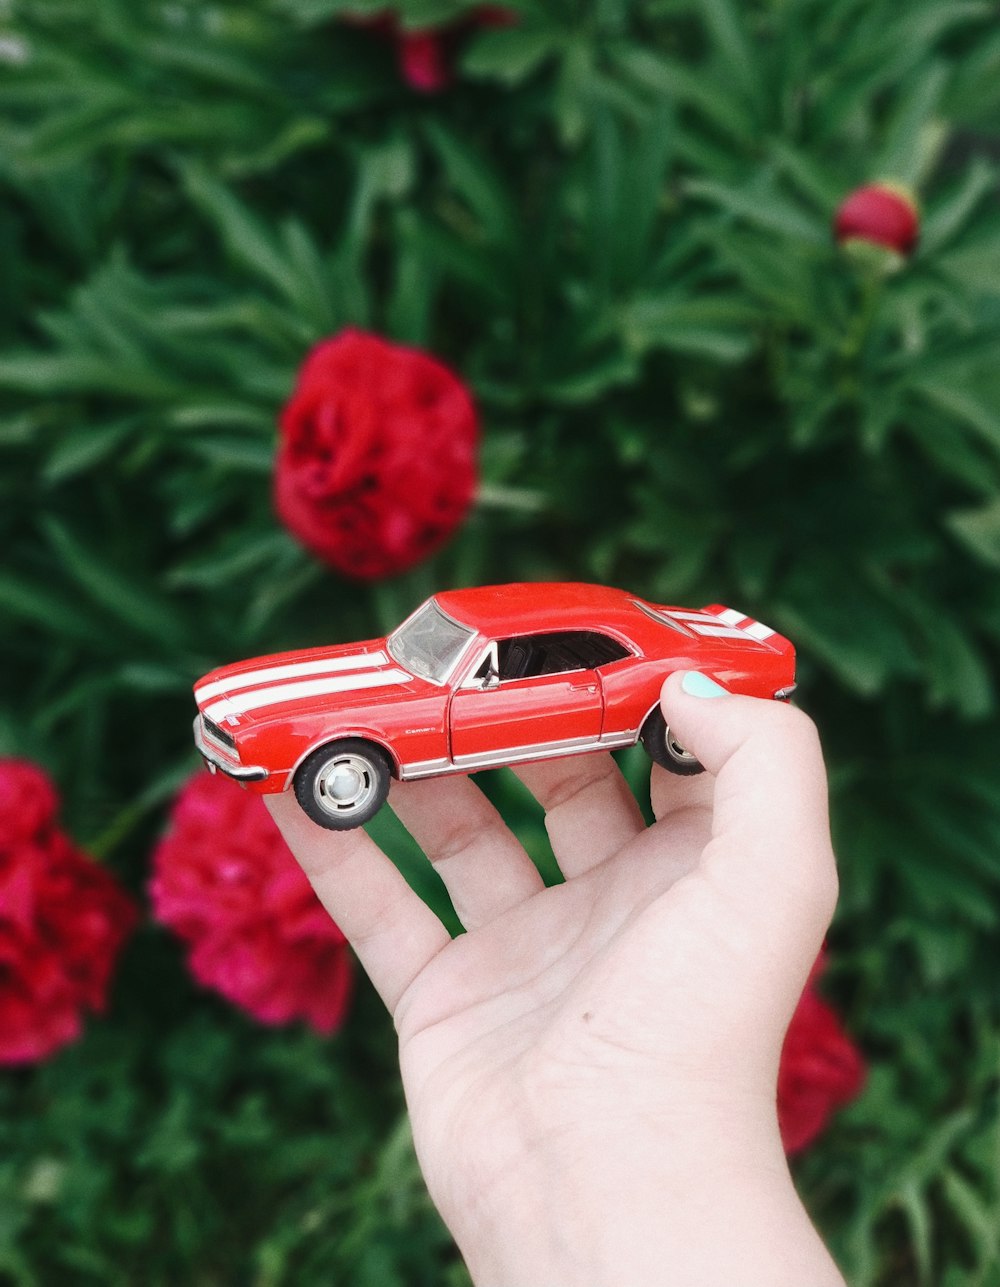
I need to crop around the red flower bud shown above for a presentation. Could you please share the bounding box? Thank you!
[348,6,515,93]
[834,182,920,256]
[398,30,451,94]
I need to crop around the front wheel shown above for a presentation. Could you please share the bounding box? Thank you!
[640,708,704,776]
[293,739,392,830]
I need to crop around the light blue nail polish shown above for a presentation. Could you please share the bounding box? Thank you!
[681,671,728,698]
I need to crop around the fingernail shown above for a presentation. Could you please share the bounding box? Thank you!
[680,671,729,698]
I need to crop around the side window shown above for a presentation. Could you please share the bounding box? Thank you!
[576,631,630,667]
[497,637,535,681]
[496,631,629,680]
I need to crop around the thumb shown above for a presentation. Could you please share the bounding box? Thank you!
[659,671,838,985]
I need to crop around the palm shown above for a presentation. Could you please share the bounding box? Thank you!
[397,799,704,1092]
[390,742,827,1242]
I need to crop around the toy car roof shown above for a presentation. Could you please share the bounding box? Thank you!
[433,582,646,637]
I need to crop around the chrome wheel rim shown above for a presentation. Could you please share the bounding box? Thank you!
[664,726,698,764]
[313,753,379,818]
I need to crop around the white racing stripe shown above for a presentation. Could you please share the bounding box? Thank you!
[205,667,410,721]
[688,623,755,639]
[196,651,388,704]
[668,606,777,646]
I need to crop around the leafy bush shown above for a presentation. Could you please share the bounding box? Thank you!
[1,0,999,1281]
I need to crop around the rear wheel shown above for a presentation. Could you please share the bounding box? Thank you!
[294,739,392,830]
[640,708,704,776]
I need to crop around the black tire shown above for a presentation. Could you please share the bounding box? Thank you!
[640,708,705,776]
[294,739,392,830]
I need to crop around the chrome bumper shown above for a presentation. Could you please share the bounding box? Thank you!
[774,684,798,702]
[193,716,268,782]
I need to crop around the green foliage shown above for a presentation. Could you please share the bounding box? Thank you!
[2,0,1000,1281]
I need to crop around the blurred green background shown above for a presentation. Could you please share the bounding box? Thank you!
[2,0,1000,1282]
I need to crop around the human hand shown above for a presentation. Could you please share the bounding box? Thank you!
[266,672,846,1286]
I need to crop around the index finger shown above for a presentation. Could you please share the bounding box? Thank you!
[265,790,451,1017]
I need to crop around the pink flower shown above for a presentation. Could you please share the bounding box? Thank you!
[150,772,353,1033]
[778,961,865,1154]
[0,759,138,1065]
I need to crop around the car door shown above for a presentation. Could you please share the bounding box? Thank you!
[448,631,604,768]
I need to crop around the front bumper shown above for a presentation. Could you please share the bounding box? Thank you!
[193,715,268,782]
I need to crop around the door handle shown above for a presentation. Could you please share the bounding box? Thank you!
[571,682,598,694]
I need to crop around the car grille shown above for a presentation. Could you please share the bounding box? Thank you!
[203,716,236,752]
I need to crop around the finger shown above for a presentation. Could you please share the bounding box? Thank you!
[512,752,645,877]
[660,672,838,978]
[649,761,714,825]
[645,763,714,888]
[265,790,450,1015]
[388,776,544,929]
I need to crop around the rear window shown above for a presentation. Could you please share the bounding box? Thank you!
[631,600,694,637]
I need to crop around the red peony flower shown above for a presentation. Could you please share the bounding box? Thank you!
[274,328,478,580]
[833,182,920,256]
[351,6,514,93]
[0,759,138,1065]
[778,961,865,1154]
[150,772,353,1033]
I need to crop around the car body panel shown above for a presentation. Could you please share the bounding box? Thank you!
[192,582,796,797]
[450,671,603,762]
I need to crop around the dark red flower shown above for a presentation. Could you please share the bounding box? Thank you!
[150,772,353,1034]
[0,759,138,1065]
[778,962,865,1154]
[351,6,515,93]
[834,182,920,256]
[275,328,478,580]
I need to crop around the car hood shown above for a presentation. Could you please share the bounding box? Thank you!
[194,639,431,726]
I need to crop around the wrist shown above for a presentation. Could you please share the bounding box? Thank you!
[454,1112,844,1287]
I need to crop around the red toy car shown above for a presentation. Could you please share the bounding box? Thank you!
[193,582,795,830]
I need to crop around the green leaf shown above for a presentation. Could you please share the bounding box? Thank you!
[0,351,183,399]
[40,517,192,650]
[912,380,1000,455]
[422,121,517,248]
[698,0,763,117]
[936,233,1000,297]
[167,532,298,590]
[43,421,136,484]
[461,27,558,84]
[875,60,949,186]
[941,1170,1000,1270]
[920,159,998,254]
[179,161,298,300]
[620,294,760,362]
[685,177,827,244]
[611,45,753,143]
[947,500,1000,568]
[185,437,276,471]
[0,572,108,646]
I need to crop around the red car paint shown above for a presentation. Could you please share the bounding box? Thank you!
[192,583,795,803]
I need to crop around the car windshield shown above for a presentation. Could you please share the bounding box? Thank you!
[387,598,475,684]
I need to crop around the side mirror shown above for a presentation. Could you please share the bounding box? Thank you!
[481,665,500,690]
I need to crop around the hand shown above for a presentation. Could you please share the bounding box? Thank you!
[266,673,846,1286]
